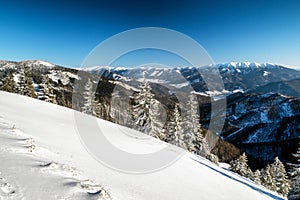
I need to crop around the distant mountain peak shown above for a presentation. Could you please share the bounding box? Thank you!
[0,60,56,70]
[217,61,278,69]
[22,60,56,67]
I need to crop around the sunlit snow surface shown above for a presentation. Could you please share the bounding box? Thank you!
[0,91,284,200]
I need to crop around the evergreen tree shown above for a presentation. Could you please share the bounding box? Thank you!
[149,99,166,139]
[270,157,290,196]
[82,79,97,115]
[131,80,161,136]
[1,72,16,93]
[131,80,153,133]
[37,75,57,104]
[165,104,185,148]
[94,100,112,121]
[230,153,252,178]
[192,126,209,157]
[57,90,69,107]
[17,64,36,98]
[261,164,276,191]
[183,93,197,151]
[288,145,300,200]
[206,153,219,165]
[186,93,210,157]
[250,169,261,184]
[17,66,26,95]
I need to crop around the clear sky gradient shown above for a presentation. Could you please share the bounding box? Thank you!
[0,0,300,68]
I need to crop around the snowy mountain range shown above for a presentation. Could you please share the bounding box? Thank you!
[83,62,300,96]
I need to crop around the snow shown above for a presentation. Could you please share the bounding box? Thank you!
[156,71,164,76]
[149,70,160,76]
[48,70,79,85]
[169,82,190,88]
[0,91,284,200]
[13,73,20,83]
[217,62,279,74]
[264,71,271,76]
[32,60,55,67]
[219,162,231,169]
[136,78,169,84]
[232,89,245,93]
[0,118,112,199]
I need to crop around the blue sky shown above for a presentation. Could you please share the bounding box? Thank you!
[0,0,300,68]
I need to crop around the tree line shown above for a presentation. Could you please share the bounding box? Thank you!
[230,146,300,199]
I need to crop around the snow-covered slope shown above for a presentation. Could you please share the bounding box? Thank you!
[0,91,284,200]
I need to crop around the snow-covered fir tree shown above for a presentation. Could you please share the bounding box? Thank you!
[131,80,153,133]
[82,79,97,115]
[37,75,57,104]
[149,99,166,139]
[1,72,16,93]
[131,80,161,136]
[270,157,290,196]
[192,126,210,157]
[183,93,198,152]
[17,64,36,98]
[230,153,252,178]
[165,104,185,148]
[17,67,26,95]
[188,93,210,157]
[288,144,300,200]
[261,164,276,191]
[250,169,261,184]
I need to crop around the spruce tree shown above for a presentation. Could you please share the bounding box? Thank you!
[270,157,290,196]
[261,164,276,191]
[82,79,97,115]
[24,65,37,98]
[17,66,26,95]
[57,91,69,107]
[149,99,166,139]
[165,104,185,148]
[44,75,57,104]
[1,72,16,93]
[230,153,252,178]
[250,169,261,184]
[17,64,36,98]
[288,145,300,200]
[131,80,158,135]
[37,75,57,104]
[187,93,210,157]
[183,93,197,151]
[94,100,112,121]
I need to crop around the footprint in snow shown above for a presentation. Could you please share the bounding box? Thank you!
[38,161,79,178]
[0,182,15,195]
[0,172,16,198]
[37,162,112,199]
[16,137,36,153]
[80,180,112,200]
